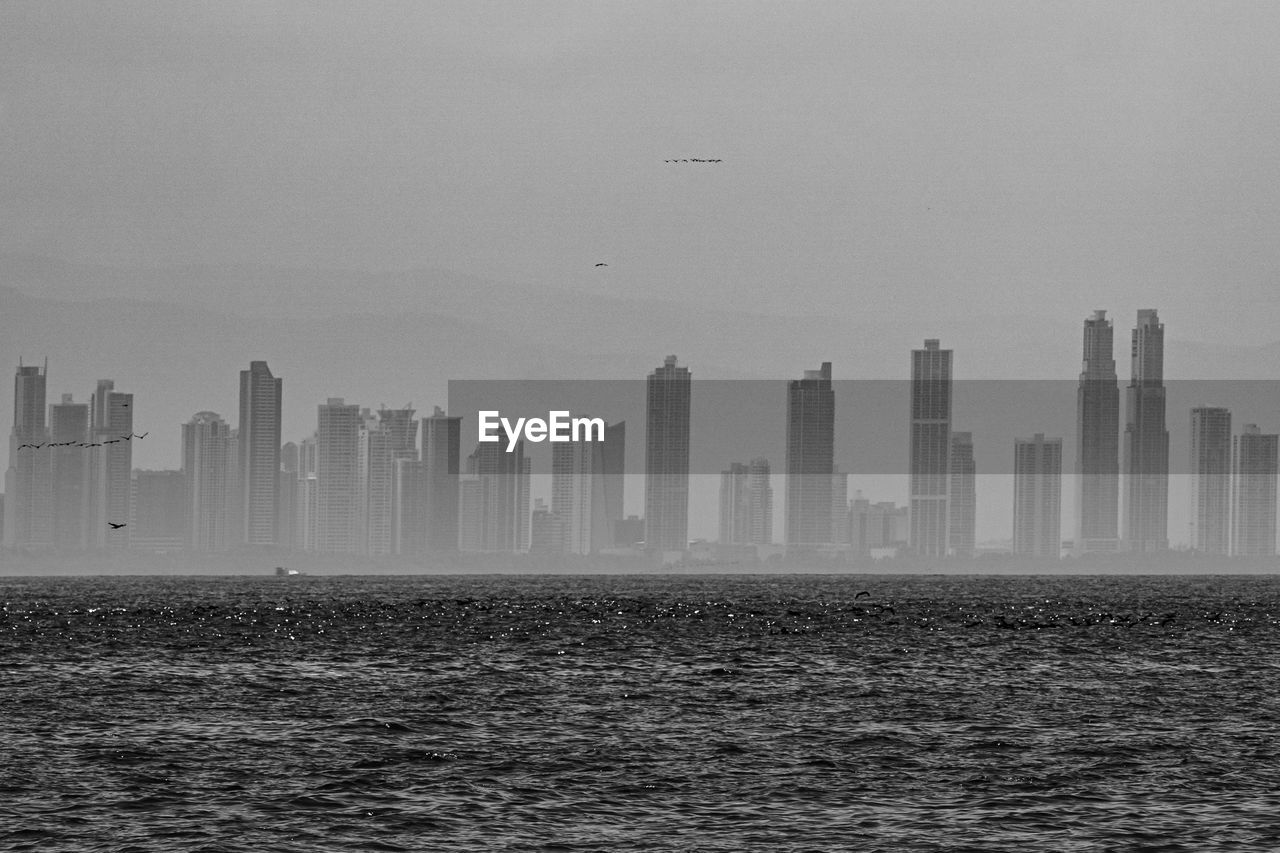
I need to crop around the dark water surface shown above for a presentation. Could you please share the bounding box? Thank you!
[2,573,1279,851]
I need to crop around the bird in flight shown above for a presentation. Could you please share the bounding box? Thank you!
[108,522,126,530]
[595,263,608,267]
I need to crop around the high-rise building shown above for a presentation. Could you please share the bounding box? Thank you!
[529,498,561,552]
[356,405,418,556]
[88,380,133,549]
[131,469,186,552]
[784,362,834,551]
[719,462,748,545]
[463,440,530,552]
[552,420,624,554]
[909,340,952,557]
[50,393,90,550]
[948,431,976,557]
[1190,406,1232,555]
[277,441,298,550]
[1122,309,1169,552]
[4,360,53,549]
[719,458,773,546]
[182,411,235,551]
[849,493,909,554]
[294,436,318,552]
[1231,425,1278,556]
[315,398,362,554]
[645,355,691,552]
[422,406,461,552]
[1013,433,1062,558]
[238,361,282,548]
[831,466,849,546]
[1074,310,1121,554]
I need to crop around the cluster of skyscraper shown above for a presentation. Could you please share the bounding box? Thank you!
[716,309,1277,558]
[3,312,1277,559]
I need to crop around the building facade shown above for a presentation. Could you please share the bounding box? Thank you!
[909,340,952,556]
[1122,309,1169,551]
[1013,433,1062,558]
[1074,310,1121,554]
[644,355,691,552]
[1189,406,1232,555]
[785,362,834,551]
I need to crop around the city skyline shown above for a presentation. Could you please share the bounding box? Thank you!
[7,308,1276,560]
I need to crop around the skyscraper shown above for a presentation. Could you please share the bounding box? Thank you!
[131,469,186,552]
[830,465,849,546]
[315,398,361,554]
[50,393,90,550]
[1122,309,1169,552]
[719,458,772,546]
[357,405,418,556]
[88,379,133,549]
[948,431,976,557]
[277,441,298,550]
[422,406,461,551]
[1231,425,1278,557]
[4,360,53,549]
[644,355,691,552]
[294,435,318,552]
[909,339,951,557]
[238,361,282,548]
[1074,310,1120,554]
[182,411,235,551]
[1189,406,1232,555]
[551,420,625,554]
[785,362,834,551]
[464,440,530,552]
[1013,433,1062,558]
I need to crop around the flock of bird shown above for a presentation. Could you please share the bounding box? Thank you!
[592,158,724,268]
[17,432,149,451]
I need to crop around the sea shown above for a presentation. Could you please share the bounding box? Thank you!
[2,573,1279,852]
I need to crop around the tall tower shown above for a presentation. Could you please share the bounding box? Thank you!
[50,393,90,549]
[551,420,624,554]
[1231,425,1278,556]
[719,458,772,546]
[422,406,461,551]
[784,362,834,551]
[948,431,976,557]
[909,339,952,557]
[315,398,361,554]
[1013,433,1062,558]
[4,360,53,549]
[1189,406,1232,555]
[465,440,530,552]
[182,411,235,551]
[238,361,282,548]
[644,355,691,552]
[1122,309,1169,552]
[88,379,133,548]
[1074,310,1120,554]
[357,405,418,557]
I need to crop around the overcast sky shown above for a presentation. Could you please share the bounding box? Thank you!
[4,1,1280,343]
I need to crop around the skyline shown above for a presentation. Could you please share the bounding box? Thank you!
[6,308,1280,554]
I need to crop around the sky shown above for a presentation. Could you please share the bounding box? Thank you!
[3,1,1280,343]
[4,2,1280,547]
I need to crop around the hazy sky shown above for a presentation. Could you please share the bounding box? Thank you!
[4,1,1280,343]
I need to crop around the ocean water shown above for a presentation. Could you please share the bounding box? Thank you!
[2,573,1279,852]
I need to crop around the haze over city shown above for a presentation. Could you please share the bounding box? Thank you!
[2,1,1279,561]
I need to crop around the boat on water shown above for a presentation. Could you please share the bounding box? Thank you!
[274,566,305,577]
